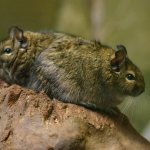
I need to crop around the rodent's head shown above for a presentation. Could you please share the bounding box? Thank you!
[0,26,28,67]
[110,45,145,97]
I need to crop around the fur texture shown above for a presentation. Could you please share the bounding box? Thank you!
[0,27,145,108]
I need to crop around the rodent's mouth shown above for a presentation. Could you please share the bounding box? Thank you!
[129,87,145,97]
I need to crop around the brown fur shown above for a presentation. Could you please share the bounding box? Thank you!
[0,27,145,109]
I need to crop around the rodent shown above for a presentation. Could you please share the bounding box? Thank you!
[0,26,145,109]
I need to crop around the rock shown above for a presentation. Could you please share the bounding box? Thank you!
[0,81,149,150]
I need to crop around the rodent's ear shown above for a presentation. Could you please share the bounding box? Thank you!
[111,45,127,71]
[9,26,24,40]
[116,45,127,55]
[9,26,27,48]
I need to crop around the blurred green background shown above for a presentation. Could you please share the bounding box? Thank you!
[0,0,149,140]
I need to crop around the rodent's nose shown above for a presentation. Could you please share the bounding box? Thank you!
[137,84,145,95]
[136,78,145,95]
[132,84,145,96]
[138,87,145,95]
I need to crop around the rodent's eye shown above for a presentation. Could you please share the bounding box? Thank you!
[126,73,135,81]
[4,48,12,54]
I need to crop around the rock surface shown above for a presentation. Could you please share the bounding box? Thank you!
[0,80,150,150]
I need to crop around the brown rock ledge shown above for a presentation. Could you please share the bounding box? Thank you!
[0,80,149,150]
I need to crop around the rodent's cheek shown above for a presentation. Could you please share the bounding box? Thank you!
[0,53,14,63]
[119,81,135,96]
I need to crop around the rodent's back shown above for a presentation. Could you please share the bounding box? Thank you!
[28,34,115,106]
